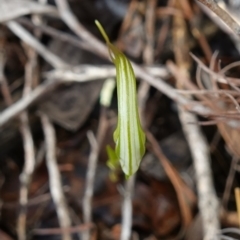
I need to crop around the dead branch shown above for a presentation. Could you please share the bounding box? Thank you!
[178,106,220,240]
[44,64,169,82]
[40,113,72,240]
[82,131,99,240]
[0,78,58,128]
[55,0,107,58]
[17,111,35,240]
[197,0,240,36]
[17,17,94,54]
[6,21,68,68]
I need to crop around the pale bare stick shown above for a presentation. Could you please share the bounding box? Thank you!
[40,113,72,240]
[17,17,93,53]
[196,0,240,55]
[82,131,98,240]
[17,111,35,240]
[45,65,169,82]
[6,21,68,69]
[55,0,107,58]
[0,78,58,128]
[197,0,240,36]
[29,0,46,88]
[174,66,220,240]
[175,89,240,96]
[120,175,135,240]
[178,106,220,240]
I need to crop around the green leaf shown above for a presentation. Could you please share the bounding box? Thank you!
[106,145,119,182]
[106,145,119,170]
[95,20,146,177]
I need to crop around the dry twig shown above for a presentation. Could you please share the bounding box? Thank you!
[6,21,68,68]
[146,131,196,233]
[17,17,92,53]
[82,131,99,240]
[0,78,58,127]
[40,113,72,240]
[178,104,220,240]
[197,0,240,36]
[17,111,35,240]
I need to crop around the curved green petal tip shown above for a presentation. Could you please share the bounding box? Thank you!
[95,20,110,44]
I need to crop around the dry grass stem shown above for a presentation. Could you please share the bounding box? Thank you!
[147,131,196,234]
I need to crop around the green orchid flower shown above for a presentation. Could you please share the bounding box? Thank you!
[95,20,146,177]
